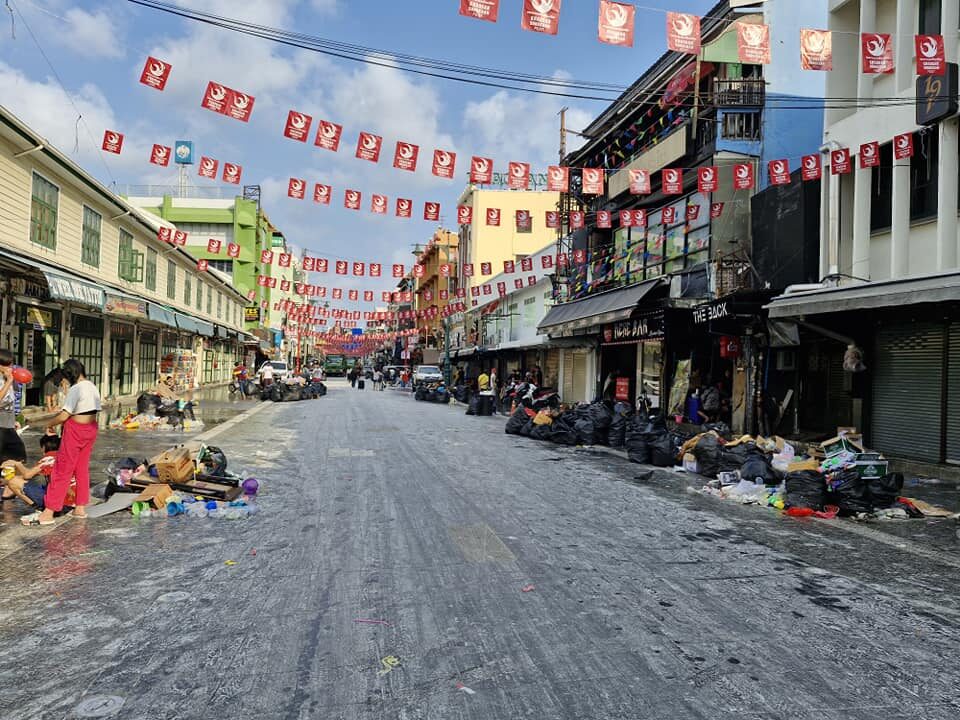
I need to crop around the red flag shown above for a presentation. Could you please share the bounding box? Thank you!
[413,265,426,278]
[459,0,499,22]
[482,284,492,295]
[738,22,771,64]
[371,194,388,214]
[288,178,306,199]
[663,207,678,225]
[364,291,374,302]
[432,149,457,179]
[314,184,332,205]
[547,166,569,192]
[527,275,538,286]
[315,120,343,151]
[207,239,222,254]
[486,208,501,226]
[139,56,172,91]
[662,168,683,194]
[573,249,586,264]
[396,198,412,218]
[227,243,240,258]
[666,12,700,54]
[336,260,348,275]
[768,159,791,186]
[859,142,880,169]
[541,255,554,269]
[521,257,533,272]
[200,82,230,115]
[283,110,313,142]
[831,148,852,175]
[800,29,832,71]
[463,264,475,277]
[149,144,171,167]
[570,211,585,229]
[629,169,651,195]
[101,130,124,154]
[632,209,647,227]
[222,162,242,185]
[619,210,633,228]
[198,157,218,179]
[333,288,342,299]
[862,33,893,74]
[916,35,946,76]
[457,205,473,225]
[302,257,315,271]
[514,278,524,290]
[225,88,255,122]
[516,210,532,232]
[349,289,359,301]
[521,0,561,35]
[698,166,718,193]
[197,259,208,272]
[497,282,507,297]
[392,264,405,278]
[598,1,634,47]
[370,263,382,277]
[316,259,329,273]
[440,264,452,278]
[355,132,383,162]
[504,260,516,273]
[545,211,560,229]
[733,163,754,190]
[279,253,291,268]
[894,133,914,160]
[710,202,724,219]
[481,262,492,275]
[344,189,362,210]
[261,250,274,265]
[508,161,531,190]
[353,262,365,276]
[393,142,419,172]
[582,168,605,195]
[597,210,612,228]
[470,156,494,184]
[383,291,392,302]
[424,202,441,221]
[801,154,822,181]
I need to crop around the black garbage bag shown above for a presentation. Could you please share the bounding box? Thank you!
[505,407,529,434]
[650,433,679,467]
[608,403,633,448]
[827,469,871,515]
[785,470,825,510]
[549,425,579,446]
[691,434,723,478]
[466,394,480,416]
[136,393,161,415]
[590,402,614,435]
[719,443,753,474]
[740,450,781,486]
[638,411,668,436]
[624,417,651,464]
[519,419,535,437]
[867,472,903,510]
[574,417,597,445]
[530,423,553,441]
[703,422,732,439]
[454,386,470,403]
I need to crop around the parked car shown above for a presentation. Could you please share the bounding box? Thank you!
[413,364,443,385]
[257,361,290,382]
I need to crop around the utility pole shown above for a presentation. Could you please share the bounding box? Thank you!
[559,107,568,163]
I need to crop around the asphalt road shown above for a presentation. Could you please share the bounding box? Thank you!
[1,379,959,720]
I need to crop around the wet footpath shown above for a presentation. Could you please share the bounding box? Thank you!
[1,380,959,719]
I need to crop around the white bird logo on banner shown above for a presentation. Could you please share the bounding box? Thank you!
[919,36,940,58]
[201,158,215,172]
[399,143,415,159]
[373,196,385,209]
[665,169,679,183]
[896,136,910,151]
[736,165,750,181]
[488,209,500,222]
[290,113,307,129]
[672,13,695,37]
[741,24,766,47]
[435,151,452,167]
[804,156,818,170]
[531,0,554,15]
[317,185,329,198]
[605,3,628,27]
[233,93,250,110]
[209,84,226,101]
[511,164,526,178]
[149,61,166,77]
[549,167,565,182]
[398,200,410,212]
[153,146,168,160]
[291,180,304,193]
[346,191,359,204]
[772,161,786,175]
[362,134,378,150]
[865,34,887,57]
[426,203,439,214]
[701,168,714,182]
[803,29,828,53]
[458,207,470,222]
[862,144,876,159]
[584,169,601,183]
[473,158,489,173]
[320,123,338,139]
[224,163,239,178]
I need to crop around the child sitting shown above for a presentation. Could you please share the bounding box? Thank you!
[1,434,63,510]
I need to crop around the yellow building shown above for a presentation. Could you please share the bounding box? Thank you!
[414,229,458,348]
[456,188,560,291]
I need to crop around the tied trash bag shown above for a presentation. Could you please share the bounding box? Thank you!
[624,417,651,464]
[548,418,579,446]
[505,407,530,434]
[867,472,904,510]
[827,469,871,515]
[590,402,614,444]
[530,423,553,441]
[466,394,480,416]
[650,434,680,467]
[719,443,753,475]
[691,434,723,478]
[608,402,633,448]
[574,417,597,446]
[702,421,732,439]
[740,450,781,486]
[785,470,826,510]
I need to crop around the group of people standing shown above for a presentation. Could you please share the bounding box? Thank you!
[0,349,101,526]
[454,365,544,415]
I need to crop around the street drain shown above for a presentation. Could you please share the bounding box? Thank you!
[75,695,125,717]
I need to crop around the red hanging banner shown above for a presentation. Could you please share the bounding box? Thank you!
[279,253,292,268]
[464,264,475,277]
[432,149,457,179]
[508,161,531,190]
[573,249,587,264]
[737,22,771,65]
[314,184,332,204]
[283,110,313,142]
[336,260,348,275]
[316,259,329,273]
[393,142,419,172]
[486,208,501,226]
[481,262,493,275]
[288,178,306,199]
[861,33,894,74]
[733,163,755,190]
[149,144,171,167]
[666,12,700,54]
[521,257,534,272]
[547,165,569,192]
[370,263,382,277]
[514,278,524,290]
[768,159,791,186]
[261,250,274,265]
[200,82,229,115]
[545,211,560,229]
[541,255,554,269]
[516,210,532,232]
[598,0,634,48]
[662,206,677,225]
[364,291,374,302]
[831,148,852,175]
[396,198,412,218]
[570,211,585,229]
[801,154,822,181]
[686,205,700,222]
[698,166,718,193]
[894,133,914,160]
[459,0,499,22]
[353,262,365,276]
[662,168,683,195]
[618,210,633,228]
[470,156,494,184]
[371,194,388,214]
[198,156,218,179]
[710,202,724,219]
[227,243,240,258]
[139,56,172,91]
[800,29,833,71]
[102,130,124,154]
[424,202,441,221]
[314,120,343,151]
[206,239,222,254]
[222,163,242,185]
[392,264,405,278]
[582,168,605,195]
[859,142,880,169]
[521,0,561,35]
[356,132,382,162]
[457,205,473,225]
[596,210,612,228]
[629,169,651,195]
[344,189,362,210]
[916,35,946,76]
[632,209,647,227]
[504,260,516,273]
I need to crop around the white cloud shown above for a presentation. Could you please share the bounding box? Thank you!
[60,7,124,59]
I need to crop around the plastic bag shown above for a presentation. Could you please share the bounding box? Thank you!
[574,418,597,445]
[504,407,528,434]
[740,451,781,486]
[530,423,553,441]
[827,469,871,515]
[691,434,723,478]
[785,470,826,510]
[650,434,679,467]
[866,472,903,510]
[625,418,651,464]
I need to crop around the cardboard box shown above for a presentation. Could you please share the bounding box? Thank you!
[151,447,195,484]
[821,435,864,458]
[682,453,699,473]
[135,483,173,510]
[854,453,888,480]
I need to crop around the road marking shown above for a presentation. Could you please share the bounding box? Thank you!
[377,655,401,675]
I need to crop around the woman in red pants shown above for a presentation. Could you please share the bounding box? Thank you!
[22,359,101,526]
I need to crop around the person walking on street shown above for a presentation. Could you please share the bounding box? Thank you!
[0,349,27,465]
[22,359,101,526]
[489,367,499,414]
[373,368,383,390]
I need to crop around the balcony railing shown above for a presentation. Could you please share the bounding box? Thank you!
[712,78,765,108]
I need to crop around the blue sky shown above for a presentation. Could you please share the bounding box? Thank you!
[0,0,715,304]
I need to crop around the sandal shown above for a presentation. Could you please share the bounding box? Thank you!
[20,512,55,526]
[67,511,88,519]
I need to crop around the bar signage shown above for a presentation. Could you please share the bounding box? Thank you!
[604,313,663,343]
[692,299,731,324]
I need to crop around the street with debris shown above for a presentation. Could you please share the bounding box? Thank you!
[2,382,958,720]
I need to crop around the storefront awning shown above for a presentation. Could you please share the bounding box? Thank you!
[147,303,178,328]
[173,314,214,336]
[538,278,665,336]
[41,270,104,309]
[766,272,960,319]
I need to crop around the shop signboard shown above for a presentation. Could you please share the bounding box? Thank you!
[615,377,630,402]
[692,299,731,325]
[105,294,148,319]
[26,307,53,329]
[244,307,261,323]
[603,312,664,343]
[46,274,104,308]
[11,277,48,300]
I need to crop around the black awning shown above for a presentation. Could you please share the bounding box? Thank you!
[538,278,665,336]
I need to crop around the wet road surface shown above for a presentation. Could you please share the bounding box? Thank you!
[1,380,959,719]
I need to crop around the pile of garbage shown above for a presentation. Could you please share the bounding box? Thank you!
[415,384,450,403]
[130,494,259,520]
[260,379,326,402]
[108,412,204,432]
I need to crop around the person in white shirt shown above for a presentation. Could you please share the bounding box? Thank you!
[22,359,101,526]
[259,362,275,387]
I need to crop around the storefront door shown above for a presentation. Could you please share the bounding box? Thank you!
[70,313,104,387]
[109,322,134,397]
[139,330,158,391]
[16,306,61,407]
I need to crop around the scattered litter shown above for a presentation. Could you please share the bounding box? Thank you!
[455,682,476,695]
[521,584,536,593]
[251,548,257,556]
[156,591,191,603]
[354,619,390,626]
[377,655,401,675]
[224,560,237,566]
[74,695,125,718]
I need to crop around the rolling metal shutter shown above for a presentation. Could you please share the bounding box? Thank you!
[872,323,943,463]
[947,323,960,464]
